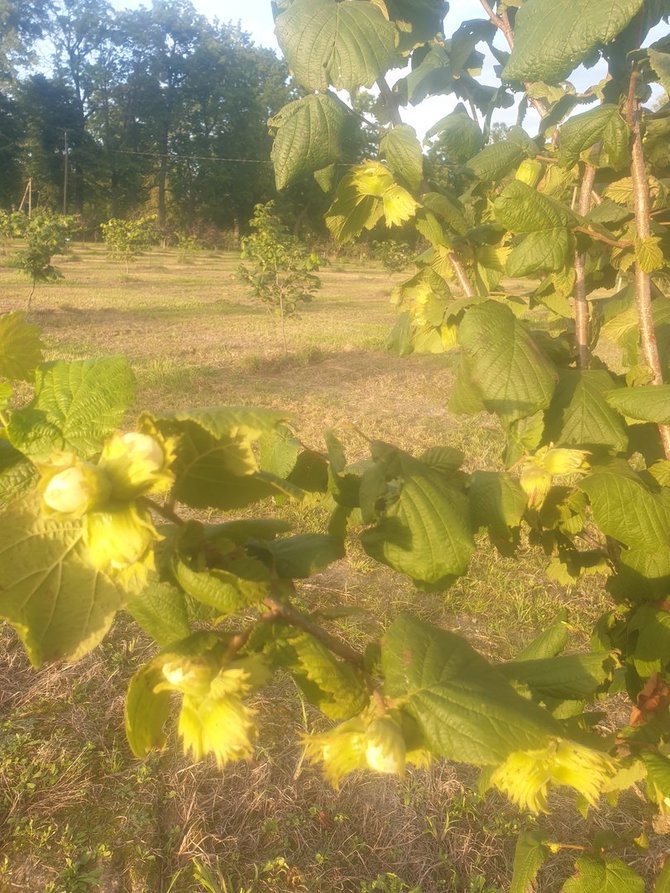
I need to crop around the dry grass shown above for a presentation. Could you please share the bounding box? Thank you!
[0,244,658,892]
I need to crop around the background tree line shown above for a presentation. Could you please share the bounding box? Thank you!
[0,0,374,238]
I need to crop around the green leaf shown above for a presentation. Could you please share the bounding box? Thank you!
[580,468,670,550]
[382,614,560,766]
[158,407,286,473]
[360,447,474,589]
[606,384,670,424]
[0,497,122,666]
[0,312,43,381]
[0,441,37,508]
[655,860,670,893]
[275,0,397,92]
[648,48,670,95]
[259,426,328,494]
[125,662,172,757]
[255,534,344,579]
[384,0,448,46]
[420,445,464,474]
[7,357,135,459]
[510,832,550,893]
[503,0,644,84]
[403,44,451,105]
[387,311,415,356]
[644,752,670,814]
[260,424,301,478]
[500,652,612,700]
[426,105,483,163]
[422,192,468,235]
[467,140,526,182]
[558,105,629,170]
[325,172,385,242]
[562,855,645,893]
[635,236,665,273]
[494,180,577,233]
[457,301,558,425]
[268,626,367,720]
[631,606,670,676]
[516,611,569,661]
[0,381,11,411]
[506,228,572,277]
[449,18,496,76]
[546,371,629,452]
[314,163,337,192]
[469,471,527,545]
[586,198,633,227]
[127,582,190,647]
[205,518,292,545]
[174,558,270,615]
[153,408,293,510]
[612,547,670,602]
[380,125,424,192]
[270,93,348,191]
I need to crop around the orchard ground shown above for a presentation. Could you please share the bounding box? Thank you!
[0,244,654,893]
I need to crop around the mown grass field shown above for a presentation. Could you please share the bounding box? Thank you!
[0,243,657,893]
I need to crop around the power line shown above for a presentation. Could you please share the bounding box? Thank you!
[112,147,272,164]
[111,147,350,167]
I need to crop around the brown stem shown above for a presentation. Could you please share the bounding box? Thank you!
[573,226,633,250]
[264,594,368,672]
[140,496,185,526]
[279,290,288,354]
[574,163,597,369]
[626,71,670,458]
[376,77,402,127]
[223,614,288,662]
[449,252,476,297]
[478,0,547,117]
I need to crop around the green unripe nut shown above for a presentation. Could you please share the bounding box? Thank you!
[542,448,589,476]
[514,159,544,189]
[365,716,406,776]
[520,462,552,510]
[42,462,110,516]
[85,504,158,570]
[99,431,170,497]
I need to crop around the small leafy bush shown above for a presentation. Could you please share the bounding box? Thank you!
[10,212,76,306]
[0,210,27,249]
[101,215,157,271]
[175,231,200,264]
[372,239,413,273]
[239,201,321,352]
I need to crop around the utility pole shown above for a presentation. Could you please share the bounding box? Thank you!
[19,179,32,217]
[62,129,69,215]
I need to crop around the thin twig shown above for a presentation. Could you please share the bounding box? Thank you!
[626,69,670,458]
[574,162,597,369]
[478,0,546,117]
[573,226,633,250]
[223,616,277,661]
[140,496,186,526]
[376,76,402,127]
[264,594,368,671]
[449,252,476,297]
